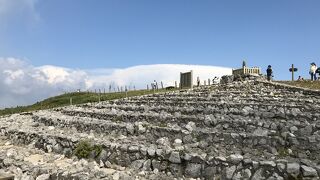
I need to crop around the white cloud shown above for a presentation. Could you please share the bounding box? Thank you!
[0,57,232,108]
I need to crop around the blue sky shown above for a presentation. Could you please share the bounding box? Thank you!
[1,0,320,80]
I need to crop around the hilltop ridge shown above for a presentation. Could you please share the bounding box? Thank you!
[0,76,320,179]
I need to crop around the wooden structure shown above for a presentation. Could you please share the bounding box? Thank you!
[232,61,261,76]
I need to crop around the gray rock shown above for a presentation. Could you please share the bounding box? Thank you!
[52,143,62,153]
[62,148,72,157]
[289,126,298,133]
[267,172,284,180]
[224,166,236,179]
[126,124,134,135]
[130,160,144,170]
[36,174,50,180]
[142,159,152,171]
[138,124,146,133]
[119,173,134,180]
[174,139,182,145]
[277,163,285,172]
[185,122,196,132]
[185,163,202,178]
[112,172,120,180]
[228,154,243,164]
[147,147,156,157]
[169,164,183,176]
[151,160,161,170]
[260,161,276,167]
[243,169,251,179]
[169,151,181,163]
[287,163,300,177]
[301,165,317,177]
[300,125,313,136]
[215,156,227,162]
[251,168,263,180]
[253,128,268,136]
[156,137,170,146]
[204,166,216,179]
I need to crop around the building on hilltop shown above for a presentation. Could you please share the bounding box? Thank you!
[232,60,261,76]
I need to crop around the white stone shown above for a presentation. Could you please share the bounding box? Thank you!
[174,139,182,145]
[228,154,243,164]
[301,165,317,177]
[185,122,196,132]
[36,174,50,180]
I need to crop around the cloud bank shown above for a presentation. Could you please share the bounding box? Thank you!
[0,58,232,108]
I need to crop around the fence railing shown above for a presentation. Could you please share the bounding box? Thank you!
[233,67,261,76]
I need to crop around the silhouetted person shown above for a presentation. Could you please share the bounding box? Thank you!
[266,65,273,81]
[197,77,200,87]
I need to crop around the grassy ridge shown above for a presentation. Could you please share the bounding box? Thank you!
[2,80,319,117]
[0,89,170,116]
[277,80,320,90]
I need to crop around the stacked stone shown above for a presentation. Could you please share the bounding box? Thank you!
[0,77,320,179]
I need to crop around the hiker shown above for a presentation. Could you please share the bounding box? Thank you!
[266,65,273,81]
[197,77,200,87]
[309,63,317,81]
[297,76,302,81]
[316,67,320,78]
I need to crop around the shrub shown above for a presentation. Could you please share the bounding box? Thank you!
[74,140,102,159]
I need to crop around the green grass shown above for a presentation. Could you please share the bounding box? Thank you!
[73,140,102,159]
[277,80,320,90]
[0,88,173,117]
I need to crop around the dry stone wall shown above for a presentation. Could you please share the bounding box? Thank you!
[0,75,320,179]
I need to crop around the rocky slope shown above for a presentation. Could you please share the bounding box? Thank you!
[1,76,320,179]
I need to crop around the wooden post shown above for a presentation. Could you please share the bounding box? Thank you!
[161,81,164,89]
[292,64,294,81]
[70,98,72,105]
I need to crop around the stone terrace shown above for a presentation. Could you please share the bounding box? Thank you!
[1,77,320,179]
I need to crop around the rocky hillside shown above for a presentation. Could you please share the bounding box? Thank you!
[0,76,320,179]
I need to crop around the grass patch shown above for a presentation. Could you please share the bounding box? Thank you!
[74,140,103,159]
[277,147,290,158]
[0,88,176,117]
[277,80,320,90]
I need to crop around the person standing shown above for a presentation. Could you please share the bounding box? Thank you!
[266,65,273,81]
[310,63,317,81]
[197,77,200,87]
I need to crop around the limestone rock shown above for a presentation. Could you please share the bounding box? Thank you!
[185,163,202,178]
[169,151,181,164]
[301,165,317,177]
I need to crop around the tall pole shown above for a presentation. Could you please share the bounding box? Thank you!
[292,64,294,81]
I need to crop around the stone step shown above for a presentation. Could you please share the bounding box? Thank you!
[94,102,318,117]
[61,104,320,127]
[0,136,173,180]
[1,125,319,179]
[28,111,320,160]
[45,107,320,141]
